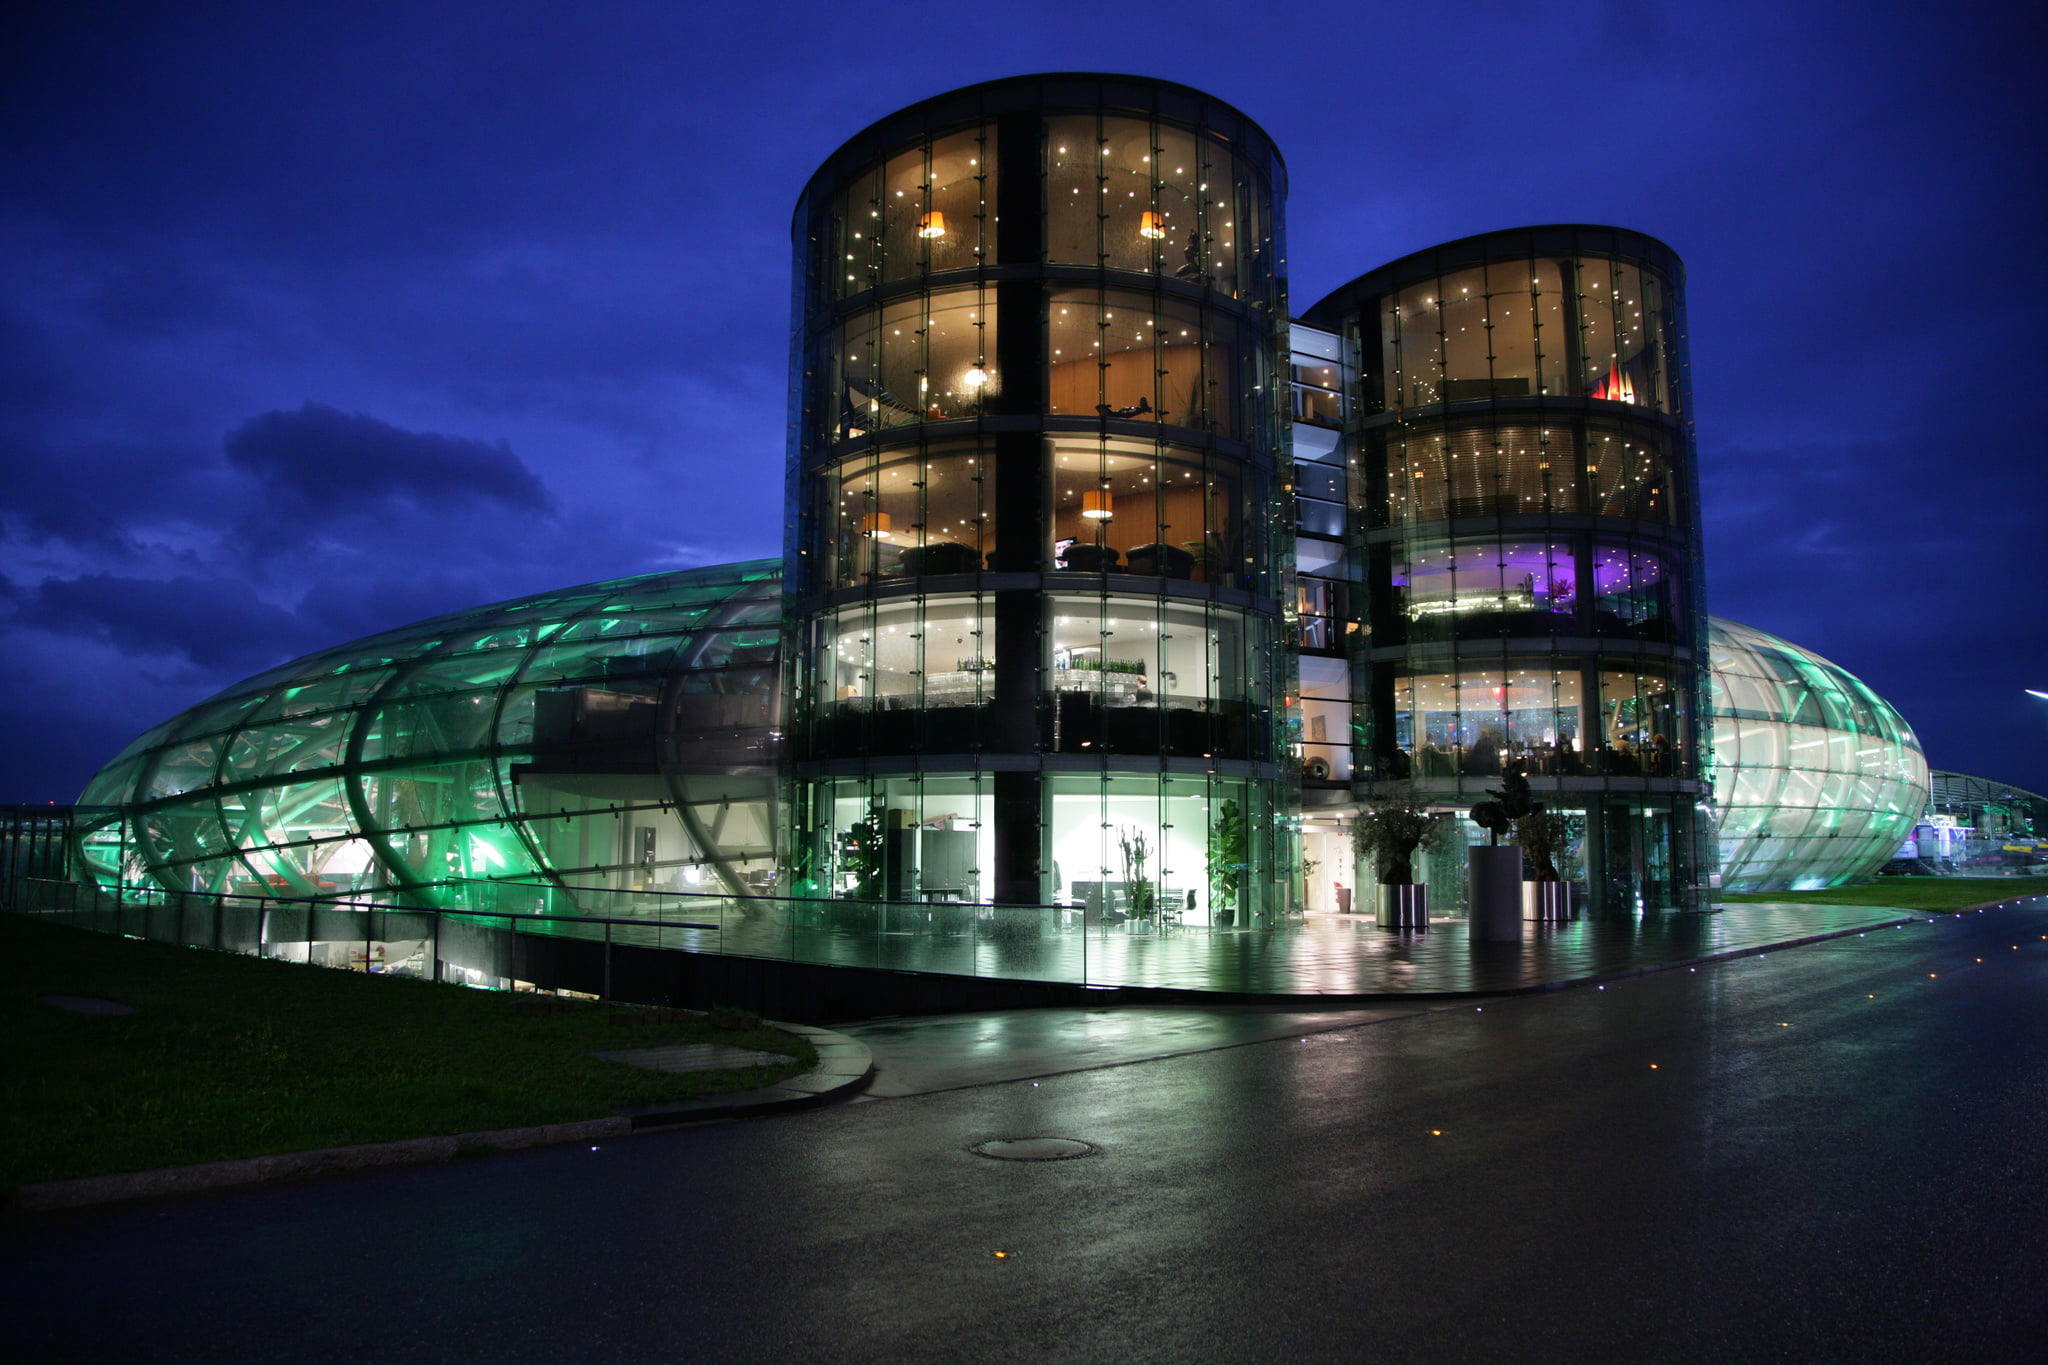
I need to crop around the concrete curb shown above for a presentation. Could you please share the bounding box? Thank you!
[12,1022,874,1214]
[619,1023,874,1127]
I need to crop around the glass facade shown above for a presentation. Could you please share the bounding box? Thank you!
[1707,617,1929,892]
[53,83,1940,967]
[787,74,1293,915]
[1306,226,1711,916]
[69,571,1926,915]
[73,563,783,908]
[806,769,1276,926]
[1289,323,1356,825]
[826,123,992,298]
[1367,253,1675,415]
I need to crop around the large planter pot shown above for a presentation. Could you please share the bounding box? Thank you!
[1376,883,1428,929]
[1521,880,1575,922]
[1468,846,1524,941]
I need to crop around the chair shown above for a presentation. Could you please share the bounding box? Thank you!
[1123,543,1195,579]
[901,542,980,576]
[1061,543,1121,572]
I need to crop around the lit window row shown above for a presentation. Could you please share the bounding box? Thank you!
[814,435,1275,592]
[1371,419,1678,526]
[821,115,1275,303]
[1361,256,1677,414]
[819,286,1275,443]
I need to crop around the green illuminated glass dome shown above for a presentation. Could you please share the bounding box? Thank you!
[75,561,783,909]
[1706,617,1929,892]
[75,568,1932,910]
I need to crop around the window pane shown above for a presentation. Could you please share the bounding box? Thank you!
[1379,421,1578,524]
[1591,540,1677,641]
[1598,666,1687,775]
[831,124,991,298]
[1046,114,1246,293]
[1046,595,1268,760]
[823,443,994,586]
[1587,426,1676,522]
[1394,536,1577,642]
[827,289,996,441]
[1048,435,1256,588]
[1393,666,1585,778]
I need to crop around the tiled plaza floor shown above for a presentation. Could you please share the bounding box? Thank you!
[608,899,1921,998]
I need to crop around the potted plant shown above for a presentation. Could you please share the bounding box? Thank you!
[1515,807,1576,922]
[1351,785,1445,929]
[1467,766,1539,940]
[1116,827,1156,924]
[839,805,886,901]
[1206,799,1250,928]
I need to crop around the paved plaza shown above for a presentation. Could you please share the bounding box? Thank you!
[625,898,1918,996]
[8,900,2043,1361]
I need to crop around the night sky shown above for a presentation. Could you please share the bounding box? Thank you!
[4,1,2044,803]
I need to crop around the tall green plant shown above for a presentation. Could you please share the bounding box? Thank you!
[840,804,886,900]
[1206,798,1249,927]
[1116,826,1155,919]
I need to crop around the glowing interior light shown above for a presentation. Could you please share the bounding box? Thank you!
[1138,211,1167,240]
[1590,360,1638,404]
[962,365,989,388]
[1081,490,1114,520]
[917,211,947,239]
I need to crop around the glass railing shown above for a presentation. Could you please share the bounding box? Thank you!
[448,875,1096,985]
[4,873,1239,995]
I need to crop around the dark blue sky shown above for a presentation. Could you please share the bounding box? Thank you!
[4,0,2044,802]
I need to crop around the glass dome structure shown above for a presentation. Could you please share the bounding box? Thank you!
[74,561,783,909]
[72,575,1930,909]
[1706,616,1928,891]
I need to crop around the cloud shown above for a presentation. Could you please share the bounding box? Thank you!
[8,573,319,674]
[223,402,552,527]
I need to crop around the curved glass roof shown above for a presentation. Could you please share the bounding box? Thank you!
[76,561,783,909]
[1706,616,1929,892]
[75,568,1932,908]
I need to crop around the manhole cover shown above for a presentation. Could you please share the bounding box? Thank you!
[971,1137,1097,1162]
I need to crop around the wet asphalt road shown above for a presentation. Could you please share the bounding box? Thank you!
[6,904,2046,1362]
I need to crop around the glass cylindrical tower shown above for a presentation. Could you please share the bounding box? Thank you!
[785,74,1293,922]
[1305,227,1711,916]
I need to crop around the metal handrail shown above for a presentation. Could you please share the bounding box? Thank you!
[440,874,1068,915]
[5,876,725,931]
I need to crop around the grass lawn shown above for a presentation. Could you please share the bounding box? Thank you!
[2,914,814,1190]
[1721,876,2048,913]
